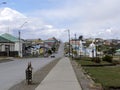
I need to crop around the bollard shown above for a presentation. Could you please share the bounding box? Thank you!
[26,62,33,85]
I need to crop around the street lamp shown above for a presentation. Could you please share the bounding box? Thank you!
[75,33,77,51]
[64,29,70,56]
[68,29,70,57]
[18,21,27,57]
[84,46,87,58]
[95,40,98,58]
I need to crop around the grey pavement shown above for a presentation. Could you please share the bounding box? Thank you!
[35,57,82,90]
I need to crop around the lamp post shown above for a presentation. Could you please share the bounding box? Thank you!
[67,29,70,57]
[84,46,86,58]
[19,22,27,57]
[74,33,77,57]
[64,29,70,56]
[75,34,77,51]
[95,40,98,58]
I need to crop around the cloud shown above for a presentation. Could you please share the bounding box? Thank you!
[106,28,112,33]
[29,0,120,39]
[1,0,120,41]
[0,7,65,40]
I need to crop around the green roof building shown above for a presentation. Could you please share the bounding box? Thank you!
[0,33,24,57]
[1,33,19,42]
[0,36,13,43]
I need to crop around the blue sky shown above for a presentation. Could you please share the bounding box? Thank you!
[4,0,66,13]
[0,0,120,40]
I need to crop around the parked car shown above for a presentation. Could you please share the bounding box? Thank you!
[65,53,69,57]
[51,54,55,58]
[64,53,74,57]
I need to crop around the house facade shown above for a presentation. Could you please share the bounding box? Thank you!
[0,36,15,56]
[1,33,24,57]
[70,39,87,56]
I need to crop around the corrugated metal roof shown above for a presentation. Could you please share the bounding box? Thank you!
[1,33,19,42]
[0,36,13,43]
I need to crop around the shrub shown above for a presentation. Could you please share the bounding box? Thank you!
[47,50,52,54]
[112,60,120,65]
[92,57,101,63]
[74,57,81,60]
[102,55,113,63]
[95,57,101,63]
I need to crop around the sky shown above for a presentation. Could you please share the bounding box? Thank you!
[0,0,120,41]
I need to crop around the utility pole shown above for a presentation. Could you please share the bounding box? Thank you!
[7,27,10,57]
[19,22,27,57]
[95,40,98,58]
[75,34,77,50]
[18,30,21,57]
[75,34,77,57]
[68,30,70,57]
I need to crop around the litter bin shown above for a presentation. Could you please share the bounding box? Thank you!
[26,62,32,85]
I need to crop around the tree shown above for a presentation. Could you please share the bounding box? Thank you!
[52,47,56,52]
[47,49,52,54]
[73,50,78,56]
[108,47,116,55]
[79,35,83,41]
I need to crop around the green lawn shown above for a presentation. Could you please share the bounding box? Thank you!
[85,67,120,87]
[76,57,120,88]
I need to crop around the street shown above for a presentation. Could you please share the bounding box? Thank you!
[0,43,64,90]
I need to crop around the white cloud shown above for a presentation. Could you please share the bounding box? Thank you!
[0,7,63,40]
[45,25,53,29]
[29,0,120,39]
[106,28,112,33]
[1,0,120,41]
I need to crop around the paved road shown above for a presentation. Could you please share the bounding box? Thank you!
[0,43,64,90]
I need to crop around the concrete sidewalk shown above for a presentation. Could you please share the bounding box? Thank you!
[35,57,82,90]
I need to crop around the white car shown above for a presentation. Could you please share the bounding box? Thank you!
[51,54,55,58]
[65,54,69,57]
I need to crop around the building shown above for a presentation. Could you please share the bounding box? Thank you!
[44,37,58,46]
[0,36,14,56]
[70,39,86,56]
[25,39,52,56]
[1,33,24,57]
[89,42,96,58]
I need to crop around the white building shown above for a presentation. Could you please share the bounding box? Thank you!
[70,39,87,56]
[89,41,96,57]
